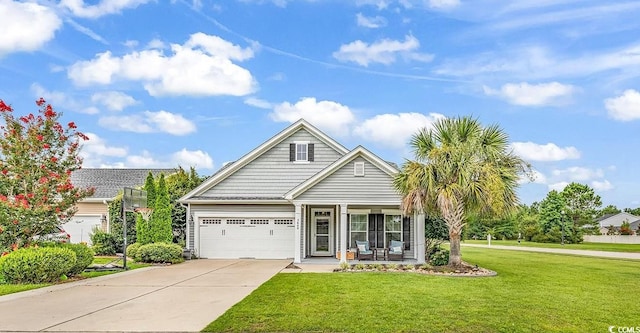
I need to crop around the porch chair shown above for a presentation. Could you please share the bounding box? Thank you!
[355,240,374,260]
[388,240,404,261]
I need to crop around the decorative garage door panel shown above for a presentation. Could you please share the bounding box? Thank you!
[199,216,295,259]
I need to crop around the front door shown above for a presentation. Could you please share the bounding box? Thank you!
[311,209,333,256]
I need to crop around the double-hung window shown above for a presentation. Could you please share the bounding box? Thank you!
[296,143,307,161]
[349,214,368,247]
[290,142,314,162]
[385,214,402,244]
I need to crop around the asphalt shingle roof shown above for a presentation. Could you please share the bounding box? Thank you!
[71,168,175,199]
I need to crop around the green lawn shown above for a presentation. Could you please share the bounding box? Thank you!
[205,247,640,333]
[463,239,640,252]
[0,256,149,296]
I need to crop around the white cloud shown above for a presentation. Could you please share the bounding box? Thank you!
[79,132,128,167]
[80,133,128,158]
[511,142,581,162]
[171,149,214,169]
[107,149,214,170]
[67,33,257,97]
[0,1,62,55]
[30,83,98,114]
[353,112,446,148]
[244,97,273,109]
[270,97,356,137]
[429,0,460,10]
[483,82,576,106]
[548,181,569,192]
[435,43,640,81]
[98,111,196,136]
[552,167,604,182]
[60,0,153,19]
[144,111,197,136]
[355,0,390,10]
[332,35,433,67]
[591,180,614,191]
[356,13,387,28]
[91,91,137,111]
[519,169,547,185]
[605,89,640,121]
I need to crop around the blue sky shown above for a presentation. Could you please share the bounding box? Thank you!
[2,0,640,208]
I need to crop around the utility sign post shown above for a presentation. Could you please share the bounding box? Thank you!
[122,187,147,270]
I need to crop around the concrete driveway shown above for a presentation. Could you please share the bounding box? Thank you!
[0,259,290,332]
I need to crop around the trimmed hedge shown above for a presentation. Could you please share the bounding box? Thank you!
[0,247,76,284]
[126,242,141,260]
[430,248,450,266]
[135,242,183,264]
[40,242,95,276]
[90,229,119,256]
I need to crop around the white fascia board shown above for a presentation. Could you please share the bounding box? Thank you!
[180,199,290,205]
[179,119,349,202]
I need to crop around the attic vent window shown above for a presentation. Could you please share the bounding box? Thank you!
[290,142,314,162]
[354,162,365,177]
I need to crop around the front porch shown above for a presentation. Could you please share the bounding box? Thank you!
[292,203,426,265]
[299,257,419,265]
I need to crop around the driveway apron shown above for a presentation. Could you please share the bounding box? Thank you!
[0,259,289,332]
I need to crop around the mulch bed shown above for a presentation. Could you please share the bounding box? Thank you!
[335,261,497,277]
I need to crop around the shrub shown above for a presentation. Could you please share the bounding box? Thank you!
[0,247,76,283]
[339,261,350,271]
[430,249,450,266]
[127,242,142,260]
[354,263,366,270]
[135,242,183,264]
[40,242,94,276]
[90,229,120,256]
[405,264,415,270]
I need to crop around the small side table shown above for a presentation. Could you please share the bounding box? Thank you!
[374,248,388,261]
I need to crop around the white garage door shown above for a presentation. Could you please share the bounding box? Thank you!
[65,215,103,244]
[198,216,295,259]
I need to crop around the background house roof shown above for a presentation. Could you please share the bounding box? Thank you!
[71,168,175,199]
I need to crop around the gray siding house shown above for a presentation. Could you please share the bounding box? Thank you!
[179,120,426,263]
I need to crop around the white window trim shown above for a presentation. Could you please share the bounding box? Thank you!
[349,213,368,248]
[384,214,403,246]
[354,161,365,177]
[293,141,310,163]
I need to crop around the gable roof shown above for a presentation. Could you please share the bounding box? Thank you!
[71,168,175,201]
[284,145,399,200]
[180,119,349,202]
[596,212,640,227]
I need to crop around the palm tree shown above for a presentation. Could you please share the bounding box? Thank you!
[394,116,530,267]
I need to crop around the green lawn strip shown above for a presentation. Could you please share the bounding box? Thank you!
[0,283,50,296]
[464,239,640,252]
[204,247,640,333]
[0,256,150,296]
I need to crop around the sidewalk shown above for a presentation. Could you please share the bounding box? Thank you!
[461,243,640,260]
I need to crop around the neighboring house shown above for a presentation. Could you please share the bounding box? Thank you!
[595,212,640,235]
[69,168,175,244]
[179,119,426,263]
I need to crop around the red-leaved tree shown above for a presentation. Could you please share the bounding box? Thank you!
[0,98,94,252]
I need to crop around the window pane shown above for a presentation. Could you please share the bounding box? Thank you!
[386,232,402,243]
[350,214,367,231]
[296,143,307,161]
[385,215,402,231]
[350,232,367,247]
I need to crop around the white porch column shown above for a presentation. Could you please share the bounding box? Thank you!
[340,204,348,263]
[294,203,302,264]
[416,213,426,264]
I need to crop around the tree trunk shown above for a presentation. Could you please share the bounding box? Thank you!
[448,230,462,267]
